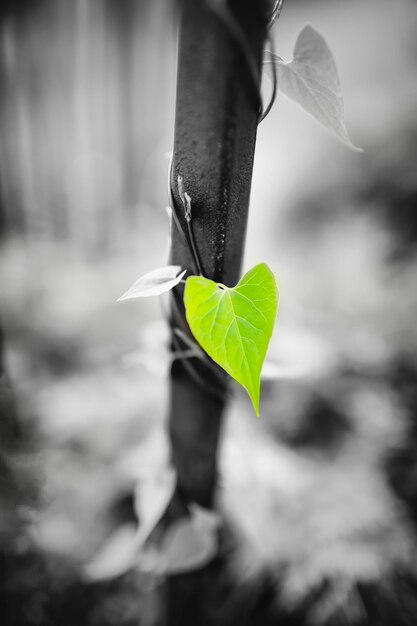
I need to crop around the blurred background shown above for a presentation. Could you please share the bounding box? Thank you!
[1,0,417,624]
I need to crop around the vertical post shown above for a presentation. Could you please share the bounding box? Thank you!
[166,2,271,621]
[169,0,271,506]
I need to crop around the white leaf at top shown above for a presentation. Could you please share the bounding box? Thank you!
[117,266,186,301]
[270,25,361,151]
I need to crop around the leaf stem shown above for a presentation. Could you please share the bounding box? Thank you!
[259,32,278,123]
[186,219,203,277]
[268,0,285,30]
[167,154,204,277]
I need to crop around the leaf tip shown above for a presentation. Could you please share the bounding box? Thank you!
[349,143,364,154]
[250,395,260,417]
[248,384,261,417]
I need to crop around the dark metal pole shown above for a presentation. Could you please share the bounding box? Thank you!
[166,3,271,620]
[169,0,271,507]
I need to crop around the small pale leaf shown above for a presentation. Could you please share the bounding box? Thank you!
[83,524,137,581]
[184,263,278,416]
[117,266,186,301]
[134,465,176,548]
[189,504,221,535]
[272,25,361,150]
[161,506,219,575]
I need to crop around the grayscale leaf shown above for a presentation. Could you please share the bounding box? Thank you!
[83,524,137,581]
[161,505,219,575]
[134,465,176,548]
[189,503,221,535]
[117,266,186,301]
[268,25,361,150]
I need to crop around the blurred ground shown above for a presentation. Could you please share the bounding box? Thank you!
[1,0,417,624]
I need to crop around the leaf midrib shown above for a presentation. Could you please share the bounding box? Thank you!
[225,289,257,400]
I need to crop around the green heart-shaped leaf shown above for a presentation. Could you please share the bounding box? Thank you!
[184,263,278,415]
